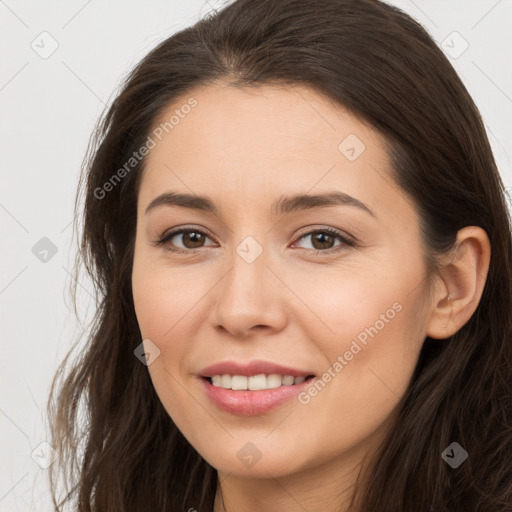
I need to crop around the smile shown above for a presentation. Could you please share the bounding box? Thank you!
[198,360,316,415]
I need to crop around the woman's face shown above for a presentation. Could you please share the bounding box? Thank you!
[132,82,434,478]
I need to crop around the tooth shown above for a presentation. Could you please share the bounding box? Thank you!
[212,373,306,390]
[231,375,248,390]
[220,374,232,389]
[248,374,267,390]
[266,374,283,388]
[282,375,295,386]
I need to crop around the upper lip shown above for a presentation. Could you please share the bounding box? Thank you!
[198,360,315,378]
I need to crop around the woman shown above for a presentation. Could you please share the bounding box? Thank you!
[48,0,512,510]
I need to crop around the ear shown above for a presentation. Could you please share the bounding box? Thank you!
[426,226,491,339]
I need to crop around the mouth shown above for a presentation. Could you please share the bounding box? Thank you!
[197,361,317,416]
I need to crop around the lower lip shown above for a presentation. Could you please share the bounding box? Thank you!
[200,377,315,416]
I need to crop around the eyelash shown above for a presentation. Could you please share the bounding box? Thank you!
[154,226,356,255]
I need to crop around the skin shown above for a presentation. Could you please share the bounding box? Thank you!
[131,82,490,512]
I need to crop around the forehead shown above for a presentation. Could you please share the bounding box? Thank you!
[138,82,406,221]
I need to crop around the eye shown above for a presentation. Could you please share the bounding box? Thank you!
[154,226,356,255]
[293,228,355,253]
[154,227,217,253]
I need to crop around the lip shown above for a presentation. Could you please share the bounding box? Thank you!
[197,360,316,416]
[200,376,315,416]
[198,360,315,378]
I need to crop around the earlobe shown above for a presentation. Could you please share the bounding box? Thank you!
[426,226,491,340]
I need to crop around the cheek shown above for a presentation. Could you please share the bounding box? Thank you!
[292,263,409,355]
[132,247,209,342]
[131,249,216,397]
[295,264,428,422]
[291,307,426,468]
[132,256,209,445]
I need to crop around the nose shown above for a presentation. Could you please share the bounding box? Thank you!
[213,245,288,339]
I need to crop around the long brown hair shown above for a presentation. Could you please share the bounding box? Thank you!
[48,0,512,510]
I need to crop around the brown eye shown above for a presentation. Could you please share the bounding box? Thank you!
[295,228,355,253]
[155,228,216,253]
[310,231,337,250]
[176,230,207,249]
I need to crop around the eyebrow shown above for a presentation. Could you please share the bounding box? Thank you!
[144,190,376,218]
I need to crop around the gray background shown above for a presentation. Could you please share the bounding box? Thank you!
[1,1,511,510]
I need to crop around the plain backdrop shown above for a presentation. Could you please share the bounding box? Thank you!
[1,1,511,510]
